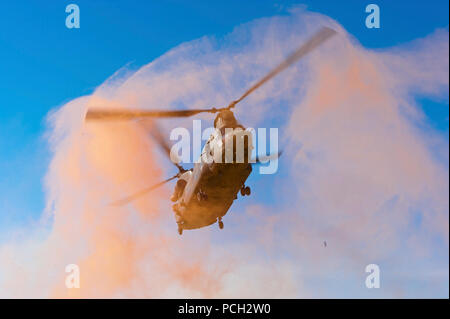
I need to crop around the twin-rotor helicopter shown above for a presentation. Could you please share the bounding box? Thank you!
[85,27,336,234]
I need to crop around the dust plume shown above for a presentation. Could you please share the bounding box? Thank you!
[0,9,448,298]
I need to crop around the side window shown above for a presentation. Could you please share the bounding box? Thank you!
[202,134,215,155]
[201,139,210,155]
[201,133,216,163]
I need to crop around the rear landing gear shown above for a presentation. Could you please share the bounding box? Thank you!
[178,225,183,235]
[240,186,251,196]
[218,218,224,229]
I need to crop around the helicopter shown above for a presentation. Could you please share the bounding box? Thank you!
[85,27,336,235]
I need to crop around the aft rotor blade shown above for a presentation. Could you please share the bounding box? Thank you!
[228,27,337,109]
[253,151,283,164]
[86,108,217,121]
[111,175,178,206]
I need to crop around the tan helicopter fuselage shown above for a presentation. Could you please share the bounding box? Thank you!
[172,126,254,231]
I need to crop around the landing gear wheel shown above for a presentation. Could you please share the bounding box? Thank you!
[218,220,224,229]
[178,226,183,235]
[241,186,251,196]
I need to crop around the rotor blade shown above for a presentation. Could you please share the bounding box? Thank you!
[228,27,337,109]
[252,151,283,164]
[138,119,185,173]
[111,175,178,206]
[85,108,216,121]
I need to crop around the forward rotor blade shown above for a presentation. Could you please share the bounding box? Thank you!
[86,108,216,121]
[111,175,178,206]
[139,119,185,173]
[228,27,337,109]
[86,28,336,122]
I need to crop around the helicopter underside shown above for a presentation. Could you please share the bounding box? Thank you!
[173,162,252,231]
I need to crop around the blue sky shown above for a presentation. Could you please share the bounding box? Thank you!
[0,0,448,261]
